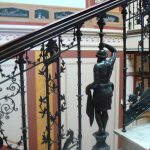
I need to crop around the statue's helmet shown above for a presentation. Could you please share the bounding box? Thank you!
[96,49,108,58]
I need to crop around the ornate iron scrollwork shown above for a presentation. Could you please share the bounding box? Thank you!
[0,63,19,120]
[122,0,150,130]
[142,0,150,15]
[0,61,25,149]
[62,129,79,150]
[37,39,69,149]
[125,87,150,126]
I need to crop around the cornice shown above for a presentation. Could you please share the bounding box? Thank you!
[0,25,123,49]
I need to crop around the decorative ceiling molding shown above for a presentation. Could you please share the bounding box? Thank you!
[0,25,123,50]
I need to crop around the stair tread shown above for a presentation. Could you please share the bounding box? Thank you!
[114,123,150,150]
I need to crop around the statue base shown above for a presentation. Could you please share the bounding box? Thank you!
[92,132,110,150]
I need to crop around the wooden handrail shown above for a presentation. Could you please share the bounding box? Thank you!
[0,0,131,63]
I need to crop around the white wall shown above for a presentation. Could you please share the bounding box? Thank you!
[61,58,120,150]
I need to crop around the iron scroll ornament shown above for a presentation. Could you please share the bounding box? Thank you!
[0,64,19,120]
[0,62,24,149]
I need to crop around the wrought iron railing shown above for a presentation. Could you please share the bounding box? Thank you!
[122,0,150,131]
[1,0,150,150]
[127,0,150,30]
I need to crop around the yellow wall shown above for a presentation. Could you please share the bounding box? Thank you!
[35,51,54,150]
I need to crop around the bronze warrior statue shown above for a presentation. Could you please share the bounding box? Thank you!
[86,43,116,135]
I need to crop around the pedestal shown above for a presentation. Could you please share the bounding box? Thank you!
[92,132,110,150]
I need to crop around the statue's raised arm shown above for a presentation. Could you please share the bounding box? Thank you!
[103,43,117,65]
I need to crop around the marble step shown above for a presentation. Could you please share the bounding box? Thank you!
[114,123,150,150]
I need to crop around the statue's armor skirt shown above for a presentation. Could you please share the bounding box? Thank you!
[93,82,113,111]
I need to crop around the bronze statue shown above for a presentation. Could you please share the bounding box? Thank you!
[86,43,116,135]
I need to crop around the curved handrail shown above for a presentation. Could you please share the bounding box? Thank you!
[0,0,131,62]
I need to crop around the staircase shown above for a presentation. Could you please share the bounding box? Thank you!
[123,0,150,128]
[125,88,150,126]
[0,0,150,150]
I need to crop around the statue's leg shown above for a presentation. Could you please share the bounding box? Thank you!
[101,110,108,131]
[95,109,105,134]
